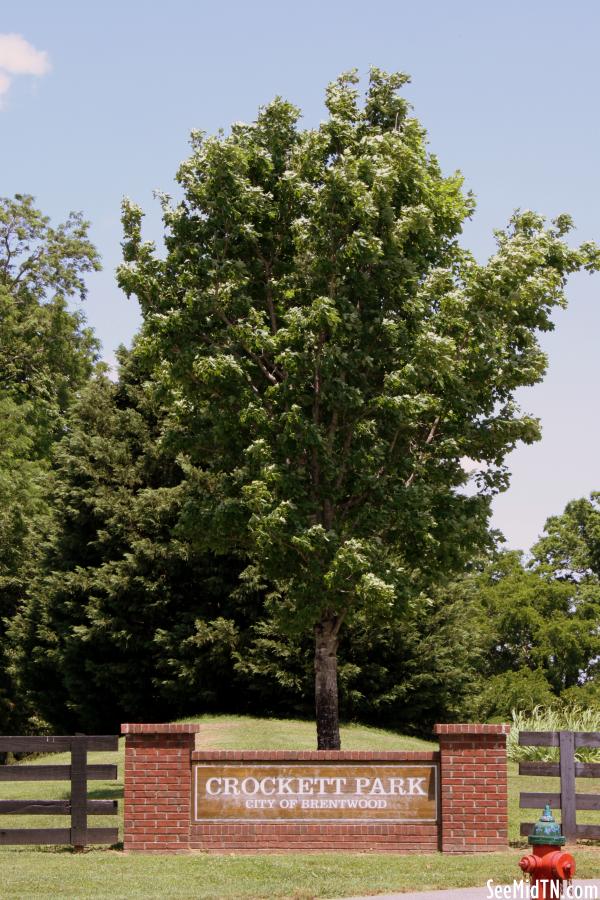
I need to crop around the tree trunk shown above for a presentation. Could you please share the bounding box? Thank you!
[314,616,341,749]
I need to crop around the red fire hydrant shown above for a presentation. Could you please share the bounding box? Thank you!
[519,805,575,899]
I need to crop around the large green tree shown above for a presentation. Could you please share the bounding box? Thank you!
[118,69,598,748]
[0,195,100,730]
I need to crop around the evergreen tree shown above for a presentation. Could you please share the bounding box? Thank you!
[237,587,481,734]
[10,349,247,732]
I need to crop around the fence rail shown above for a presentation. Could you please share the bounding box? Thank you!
[0,734,119,848]
[519,730,600,841]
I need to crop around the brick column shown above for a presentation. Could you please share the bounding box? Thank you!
[121,723,201,853]
[434,723,510,853]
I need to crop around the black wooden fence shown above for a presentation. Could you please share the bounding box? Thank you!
[0,734,119,848]
[519,730,600,842]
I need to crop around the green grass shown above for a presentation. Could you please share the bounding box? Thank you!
[508,760,600,842]
[0,714,599,899]
[2,848,600,900]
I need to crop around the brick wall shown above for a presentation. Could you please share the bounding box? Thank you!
[434,723,510,853]
[122,723,200,852]
[121,722,510,854]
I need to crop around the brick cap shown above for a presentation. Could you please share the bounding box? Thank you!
[121,723,202,735]
[434,723,510,735]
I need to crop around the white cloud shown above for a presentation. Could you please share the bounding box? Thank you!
[0,34,50,104]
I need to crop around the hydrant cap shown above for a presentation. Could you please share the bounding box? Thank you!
[528,804,566,846]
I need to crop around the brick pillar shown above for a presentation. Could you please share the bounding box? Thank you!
[121,723,201,853]
[434,723,510,853]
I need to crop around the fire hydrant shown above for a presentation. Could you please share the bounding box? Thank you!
[519,805,575,899]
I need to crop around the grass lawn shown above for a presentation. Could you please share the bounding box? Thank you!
[0,714,599,899]
[4,847,600,900]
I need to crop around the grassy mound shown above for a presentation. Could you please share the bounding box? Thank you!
[189,714,435,751]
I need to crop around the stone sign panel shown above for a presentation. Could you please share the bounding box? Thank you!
[192,762,438,822]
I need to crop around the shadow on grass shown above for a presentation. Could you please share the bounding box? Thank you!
[87,787,123,799]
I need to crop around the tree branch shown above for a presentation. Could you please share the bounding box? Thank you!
[404,415,441,488]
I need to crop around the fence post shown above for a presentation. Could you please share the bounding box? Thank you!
[70,735,88,851]
[559,730,577,843]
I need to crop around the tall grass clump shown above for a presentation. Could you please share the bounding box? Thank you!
[507,705,600,762]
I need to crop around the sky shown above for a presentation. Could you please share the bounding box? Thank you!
[1,0,598,552]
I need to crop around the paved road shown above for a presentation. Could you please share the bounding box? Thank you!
[338,879,600,899]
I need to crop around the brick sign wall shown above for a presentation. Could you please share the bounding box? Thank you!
[121,723,509,853]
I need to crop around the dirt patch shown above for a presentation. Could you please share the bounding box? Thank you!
[194,721,236,749]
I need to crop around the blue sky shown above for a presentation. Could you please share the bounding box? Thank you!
[2,0,598,552]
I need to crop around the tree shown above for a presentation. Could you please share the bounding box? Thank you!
[0,195,100,730]
[532,493,600,581]
[118,69,599,748]
[531,492,600,705]
[468,550,600,701]
[0,194,100,453]
[0,397,49,729]
[455,496,600,720]
[10,348,246,732]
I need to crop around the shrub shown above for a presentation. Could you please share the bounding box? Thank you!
[507,704,600,762]
[561,680,600,710]
[472,668,556,721]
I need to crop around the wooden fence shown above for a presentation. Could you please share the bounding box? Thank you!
[519,730,600,841]
[0,734,119,848]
